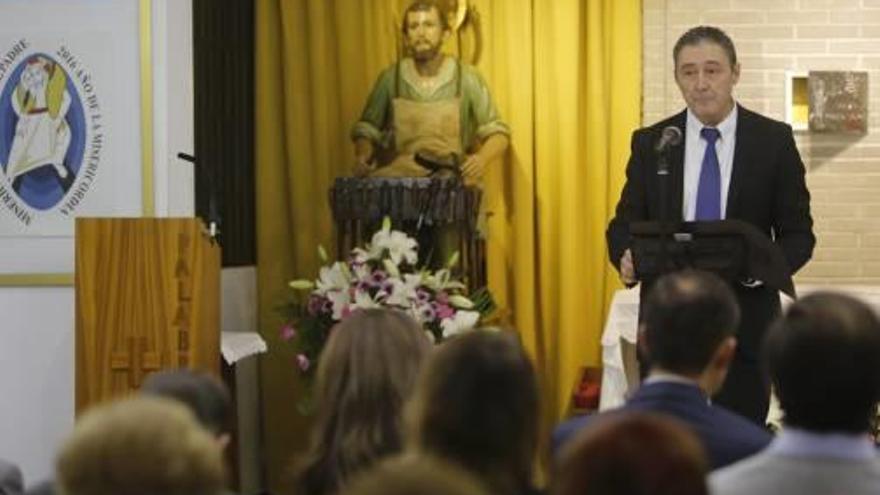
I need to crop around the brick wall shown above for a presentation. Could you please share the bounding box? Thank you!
[643,0,880,285]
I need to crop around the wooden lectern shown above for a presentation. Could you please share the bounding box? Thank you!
[75,218,220,414]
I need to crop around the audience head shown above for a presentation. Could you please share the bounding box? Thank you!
[56,396,225,495]
[141,368,232,440]
[342,454,490,495]
[764,291,880,434]
[407,329,539,495]
[0,458,23,495]
[642,269,740,393]
[554,412,709,495]
[296,308,432,495]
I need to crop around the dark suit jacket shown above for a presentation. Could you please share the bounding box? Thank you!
[606,106,815,359]
[552,382,772,470]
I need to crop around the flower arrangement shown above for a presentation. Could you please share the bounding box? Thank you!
[280,217,494,375]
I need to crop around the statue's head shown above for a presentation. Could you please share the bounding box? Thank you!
[401,0,450,62]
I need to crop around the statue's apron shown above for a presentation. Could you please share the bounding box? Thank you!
[369,60,462,177]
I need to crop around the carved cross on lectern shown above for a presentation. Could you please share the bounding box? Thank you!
[110,336,161,388]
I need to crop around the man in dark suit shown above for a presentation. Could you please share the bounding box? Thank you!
[606,25,815,424]
[553,270,771,470]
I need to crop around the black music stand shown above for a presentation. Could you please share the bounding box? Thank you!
[629,219,795,298]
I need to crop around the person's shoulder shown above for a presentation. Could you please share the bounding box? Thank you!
[0,458,24,495]
[368,62,399,87]
[709,452,775,495]
[736,105,792,134]
[381,62,400,79]
[458,61,490,84]
[24,479,57,495]
[552,414,593,454]
[711,403,771,434]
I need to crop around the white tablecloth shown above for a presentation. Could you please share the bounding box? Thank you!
[599,284,880,412]
[599,287,641,411]
[221,331,267,364]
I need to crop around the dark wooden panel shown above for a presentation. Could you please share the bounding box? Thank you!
[193,0,256,267]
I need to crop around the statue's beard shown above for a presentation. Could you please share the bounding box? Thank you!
[410,41,442,62]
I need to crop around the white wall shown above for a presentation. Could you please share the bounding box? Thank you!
[0,0,193,484]
[0,288,75,486]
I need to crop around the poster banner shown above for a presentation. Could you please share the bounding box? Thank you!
[0,1,142,274]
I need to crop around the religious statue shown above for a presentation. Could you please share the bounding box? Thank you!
[351,0,509,183]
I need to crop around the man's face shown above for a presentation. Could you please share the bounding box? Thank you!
[675,41,740,126]
[405,8,447,62]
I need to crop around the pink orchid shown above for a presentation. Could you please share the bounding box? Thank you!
[280,324,297,341]
[296,354,311,372]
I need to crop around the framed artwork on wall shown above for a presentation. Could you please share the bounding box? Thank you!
[0,0,155,285]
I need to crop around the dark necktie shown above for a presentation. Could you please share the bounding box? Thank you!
[695,127,721,220]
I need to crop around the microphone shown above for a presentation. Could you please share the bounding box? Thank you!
[655,126,681,177]
[654,126,682,154]
[177,152,196,163]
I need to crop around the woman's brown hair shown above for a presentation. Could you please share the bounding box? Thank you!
[407,330,539,495]
[294,309,432,495]
[554,412,709,495]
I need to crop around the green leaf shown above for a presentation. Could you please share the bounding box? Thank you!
[445,251,460,268]
[383,258,401,278]
[289,279,315,290]
[449,294,474,309]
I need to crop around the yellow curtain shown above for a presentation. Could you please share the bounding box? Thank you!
[256,0,640,491]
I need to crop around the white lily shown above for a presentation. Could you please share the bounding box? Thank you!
[351,247,372,263]
[326,289,351,320]
[352,263,371,282]
[351,290,381,310]
[440,310,480,338]
[385,273,423,307]
[316,262,350,295]
[370,223,418,265]
[423,268,466,291]
[407,303,431,325]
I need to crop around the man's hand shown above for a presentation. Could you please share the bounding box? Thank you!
[460,133,509,184]
[353,138,376,177]
[461,154,486,181]
[620,248,637,286]
[354,157,376,177]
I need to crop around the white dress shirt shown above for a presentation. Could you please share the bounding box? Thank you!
[682,104,738,221]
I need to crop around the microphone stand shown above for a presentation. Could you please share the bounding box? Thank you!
[656,148,673,275]
[177,152,221,244]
